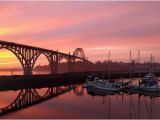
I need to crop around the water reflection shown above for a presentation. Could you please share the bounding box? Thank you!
[0,83,160,119]
[0,71,49,76]
[0,85,75,116]
[0,91,20,108]
[86,86,159,119]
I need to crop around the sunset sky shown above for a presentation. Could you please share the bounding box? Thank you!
[0,1,160,68]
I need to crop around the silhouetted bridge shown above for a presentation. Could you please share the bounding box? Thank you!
[0,40,92,75]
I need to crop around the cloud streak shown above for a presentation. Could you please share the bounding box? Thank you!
[0,1,160,65]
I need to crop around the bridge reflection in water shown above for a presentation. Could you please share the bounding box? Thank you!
[0,85,78,116]
[0,82,159,119]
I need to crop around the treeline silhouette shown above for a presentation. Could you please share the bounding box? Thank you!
[34,60,160,73]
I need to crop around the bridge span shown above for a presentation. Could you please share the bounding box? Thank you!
[0,40,92,75]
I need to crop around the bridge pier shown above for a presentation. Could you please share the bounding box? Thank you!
[68,52,75,73]
[50,53,58,74]
[24,68,33,76]
[68,60,75,73]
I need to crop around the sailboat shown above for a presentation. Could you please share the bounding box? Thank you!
[84,74,98,87]
[139,54,160,92]
[93,50,121,93]
[120,50,135,90]
[84,74,104,94]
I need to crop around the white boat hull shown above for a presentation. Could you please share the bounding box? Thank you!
[93,86,116,95]
[139,86,160,92]
[93,84,121,92]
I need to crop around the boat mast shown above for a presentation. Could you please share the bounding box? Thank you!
[138,50,142,119]
[138,50,141,85]
[150,54,153,70]
[130,50,132,82]
[151,54,153,64]
[104,49,107,81]
[108,50,111,81]
[150,54,152,68]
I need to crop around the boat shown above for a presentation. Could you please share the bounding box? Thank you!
[139,83,160,92]
[138,54,160,92]
[93,82,121,92]
[83,75,95,93]
[119,81,135,90]
[90,84,116,96]
[139,71,160,92]
[83,74,104,88]
[84,74,105,94]
[93,50,122,93]
[83,75,96,87]
[118,51,135,90]
[141,70,157,84]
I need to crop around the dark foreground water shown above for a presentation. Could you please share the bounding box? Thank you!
[0,79,160,119]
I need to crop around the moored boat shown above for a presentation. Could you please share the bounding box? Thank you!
[117,51,135,90]
[83,75,104,88]
[84,74,105,94]
[141,70,157,84]
[119,81,136,90]
[93,82,121,92]
[139,83,160,92]
[92,50,122,93]
[139,60,160,92]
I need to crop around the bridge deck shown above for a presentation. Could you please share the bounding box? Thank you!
[0,40,86,60]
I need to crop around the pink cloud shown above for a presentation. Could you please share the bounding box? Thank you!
[0,1,160,63]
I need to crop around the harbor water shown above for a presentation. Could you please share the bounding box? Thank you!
[0,78,160,119]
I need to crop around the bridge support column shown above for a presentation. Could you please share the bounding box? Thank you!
[22,49,40,76]
[68,52,75,73]
[24,68,32,75]
[50,53,58,74]
[69,60,75,73]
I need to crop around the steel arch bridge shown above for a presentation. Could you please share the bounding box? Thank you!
[0,40,91,75]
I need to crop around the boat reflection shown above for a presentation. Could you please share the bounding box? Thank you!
[86,86,116,96]
[85,85,157,119]
[0,83,159,119]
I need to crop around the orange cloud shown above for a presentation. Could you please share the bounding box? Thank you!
[0,1,160,66]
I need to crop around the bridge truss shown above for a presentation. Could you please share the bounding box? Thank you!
[0,40,91,75]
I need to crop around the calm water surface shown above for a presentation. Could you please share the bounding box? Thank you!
[0,71,50,75]
[0,83,159,119]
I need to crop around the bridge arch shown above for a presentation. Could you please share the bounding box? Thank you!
[57,53,76,73]
[73,48,86,60]
[32,52,51,74]
[0,41,89,75]
[0,47,25,74]
[58,55,69,63]
[58,55,69,73]
[73,48,88,72]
